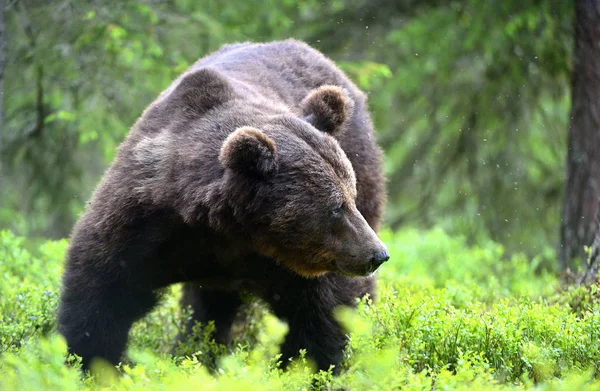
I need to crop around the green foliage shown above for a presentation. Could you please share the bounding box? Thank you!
[1,228,600,390]
[379,228,558,301]
[0,230,66,351]
[374,0,572,253]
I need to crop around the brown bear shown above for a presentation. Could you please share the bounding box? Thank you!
[57,39,389,373]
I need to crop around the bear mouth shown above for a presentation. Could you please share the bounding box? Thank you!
[334,261,376,277]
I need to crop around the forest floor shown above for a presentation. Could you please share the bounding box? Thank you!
[1,228,599,390]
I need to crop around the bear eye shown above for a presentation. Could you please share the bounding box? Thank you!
[331,203,344,218]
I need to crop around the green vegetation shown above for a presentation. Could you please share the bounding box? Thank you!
[2,229,599,390]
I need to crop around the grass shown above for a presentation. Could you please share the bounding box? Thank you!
[1,228,599,390]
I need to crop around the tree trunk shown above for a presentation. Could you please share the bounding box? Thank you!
[560,0,600,270]
[579,204,600,285]
[0,0,5,152]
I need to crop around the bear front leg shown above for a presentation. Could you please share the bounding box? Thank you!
[177,284,243,346]
[267,273,374,374]
[58,265,159,370]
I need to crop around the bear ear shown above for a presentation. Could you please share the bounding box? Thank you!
[301,85,355,136]
[219,127,278,178]
[170,68,234,118]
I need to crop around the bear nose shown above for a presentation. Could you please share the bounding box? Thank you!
[369,248,390,272]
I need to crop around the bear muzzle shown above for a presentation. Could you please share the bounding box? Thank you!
[333,207,390,276]
[334,244,390,277]
[369,248,391,273]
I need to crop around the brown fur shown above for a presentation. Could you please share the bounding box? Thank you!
[57,39,388,374]
[301,85,355,136]
[219,127,278,177]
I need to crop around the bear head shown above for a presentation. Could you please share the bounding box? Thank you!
[218,84,389,277]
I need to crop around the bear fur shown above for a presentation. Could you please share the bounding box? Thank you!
[57,39,388,373]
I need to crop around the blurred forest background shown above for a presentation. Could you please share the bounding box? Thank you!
[1,1,596,270]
